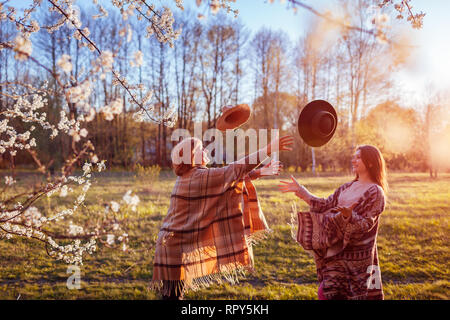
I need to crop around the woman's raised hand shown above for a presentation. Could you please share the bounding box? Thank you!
[278,135,294,152]
[267,134,294,155]
[260,160,283,176]
[278,175,312,203]
[335,203,358,219]
[278,176,300,193]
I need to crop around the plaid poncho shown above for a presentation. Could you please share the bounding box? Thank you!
[151,160,270,296]
[294,181,386,300]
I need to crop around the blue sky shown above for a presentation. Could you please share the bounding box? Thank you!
[228,0,449,108]
[13,0,450,107]
[185,0,450,107]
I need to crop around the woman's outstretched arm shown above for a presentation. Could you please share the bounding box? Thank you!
[206,135,293,189]
[278,175,315,205]
[297,185,385,252]
[278,176,348,213]
[225,135,293,181]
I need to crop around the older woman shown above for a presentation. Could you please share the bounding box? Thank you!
[152,134,293,300]
[279,145,387,300]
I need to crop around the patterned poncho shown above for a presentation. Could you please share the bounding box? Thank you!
[295,181,386,300]
[151,160,269,296]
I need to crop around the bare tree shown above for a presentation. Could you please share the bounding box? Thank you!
[339,0,392,148]
[250,28,274,129]
[199,14,236,128]
[173,11,202,130]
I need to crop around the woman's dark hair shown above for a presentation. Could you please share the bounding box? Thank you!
[355,145,388,194]
[171,138,202,176]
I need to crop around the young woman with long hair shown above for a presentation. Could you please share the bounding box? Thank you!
[279,145,388,300]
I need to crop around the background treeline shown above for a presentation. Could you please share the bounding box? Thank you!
[1,1,449,176]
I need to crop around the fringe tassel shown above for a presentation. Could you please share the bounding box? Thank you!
[192,263,252,290]
[150,263,253,297]
[289,201,298,242]
[245,228,272,247]
[149,279,186,298]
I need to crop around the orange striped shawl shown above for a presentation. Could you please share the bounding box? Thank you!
[151,162,270,295]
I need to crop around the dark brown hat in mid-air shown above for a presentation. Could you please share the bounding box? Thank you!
[298,100,337,147]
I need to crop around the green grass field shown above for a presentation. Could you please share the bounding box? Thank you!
[0,171,449,300]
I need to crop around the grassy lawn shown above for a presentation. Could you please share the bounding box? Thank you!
[0,171,449,300]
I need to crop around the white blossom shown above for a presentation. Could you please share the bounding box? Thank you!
[100,105,113,121]
[110,99,123,114]
[13,35,32,60]
[57,54,72,73]
[110,201,120,213]
[68,221,84,236]
[130,50,143,67]
[123,190,140,212]
[69,129,81,142]
[97,160,107,172]
[132,110,145,122]
[4,176,16,186]
[67,81,92,105]
[20,206,46,228]
[79,128,88,138]
[106,234,115,245]
[99,50,114,70]
[211,1,220,14]
[60,185,68,197]
[82,162,92,175]
[85,108,96,122]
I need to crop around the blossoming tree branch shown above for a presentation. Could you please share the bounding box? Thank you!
[0,0,423,265]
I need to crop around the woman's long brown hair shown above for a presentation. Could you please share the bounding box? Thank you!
[355,145,388,194]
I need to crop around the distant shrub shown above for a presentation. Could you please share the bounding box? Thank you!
[287,166,303,173]
[287,166,296,173]
[135,164,161,181]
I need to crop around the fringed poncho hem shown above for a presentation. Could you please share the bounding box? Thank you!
[150,228,272,297]
[151,161,270,297]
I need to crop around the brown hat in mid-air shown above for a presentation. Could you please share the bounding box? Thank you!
[298,100,337,147]
[216,104,251,131]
